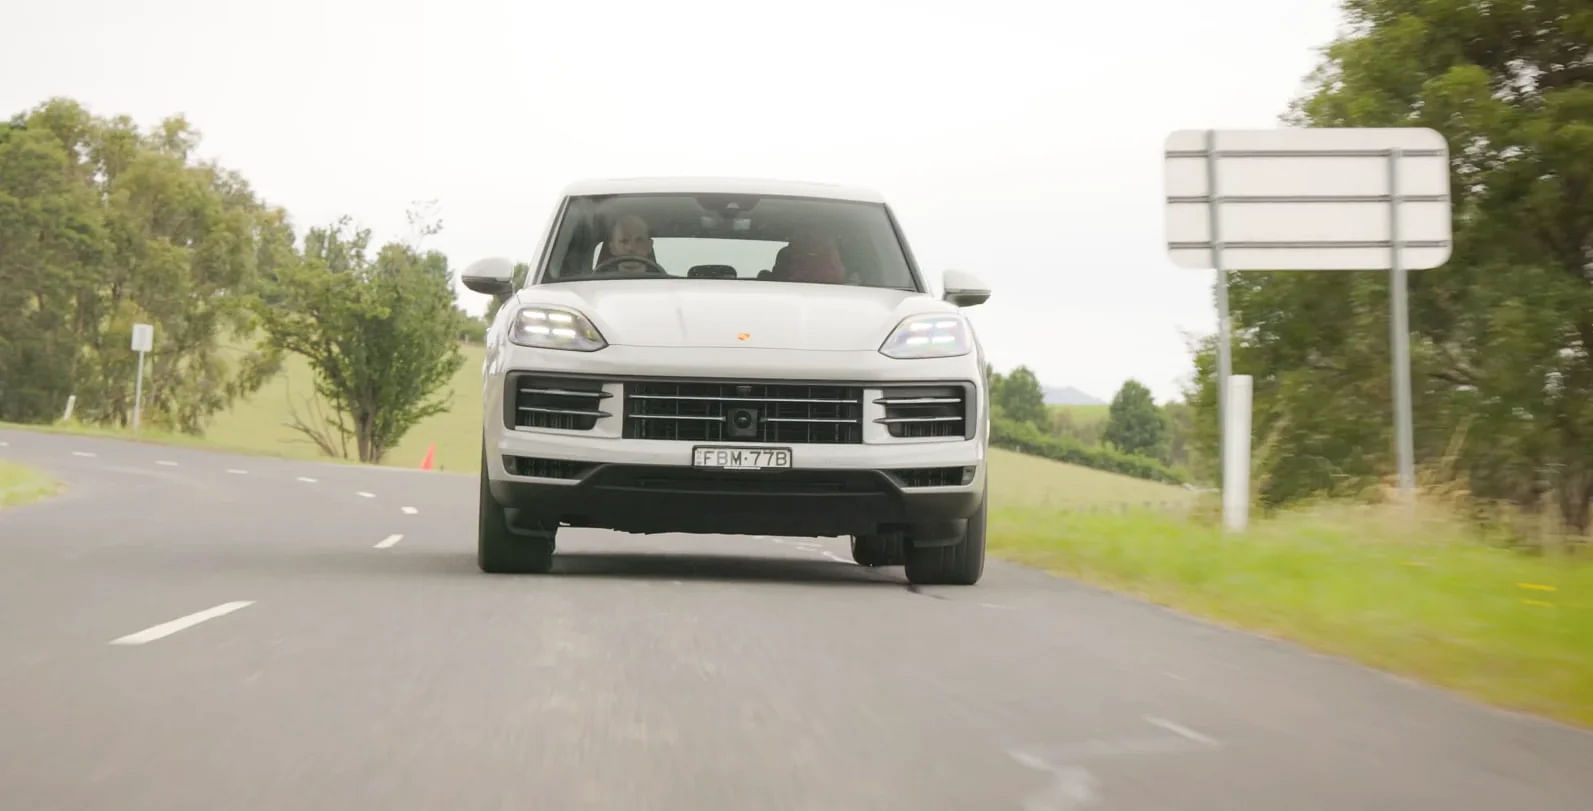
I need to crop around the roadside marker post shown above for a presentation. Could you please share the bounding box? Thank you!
[1164,127,1453,527]
[130,323,153,434]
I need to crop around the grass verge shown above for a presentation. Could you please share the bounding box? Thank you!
[989,502,1593,728]
[0,460,61,508]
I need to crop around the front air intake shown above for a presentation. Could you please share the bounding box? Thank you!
[874,385,969,439]
[507,374,612,431]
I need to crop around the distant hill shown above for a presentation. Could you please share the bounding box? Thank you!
[1044,386,1105,406]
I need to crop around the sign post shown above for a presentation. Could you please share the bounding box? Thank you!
[1163,127,1452,526]
[130,323,153,434]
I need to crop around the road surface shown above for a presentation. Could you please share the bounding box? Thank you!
[2,427,1591,810]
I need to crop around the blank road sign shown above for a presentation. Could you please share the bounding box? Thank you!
[1164,127,1452,271]
[130,323,153,353]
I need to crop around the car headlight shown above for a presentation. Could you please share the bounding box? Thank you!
[507,306,607,351]
[879,314,971,359]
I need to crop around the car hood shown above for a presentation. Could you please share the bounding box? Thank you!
[512,279,953,351]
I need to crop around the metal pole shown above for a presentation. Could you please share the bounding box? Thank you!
[1205,130,1232,430]
[1388,148,1415,496]
[132,350,145,434]
[1222,375,1253,532]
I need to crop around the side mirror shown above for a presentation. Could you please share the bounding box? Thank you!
[941,269,991,307]
[461,257,517,296]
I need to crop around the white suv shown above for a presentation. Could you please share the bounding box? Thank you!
[461,178,993,585]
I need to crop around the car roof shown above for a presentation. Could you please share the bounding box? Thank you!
[560,176,887,205]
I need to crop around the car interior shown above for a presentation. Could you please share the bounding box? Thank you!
[544,194,910,289]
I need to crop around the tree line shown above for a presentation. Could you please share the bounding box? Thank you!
[986,365,1196,485]
[0,98,480,462]
[1183,0,1593,533]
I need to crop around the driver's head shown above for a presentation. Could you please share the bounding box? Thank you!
[607,215,654,263]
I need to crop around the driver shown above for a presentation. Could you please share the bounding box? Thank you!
[595,214,658,274]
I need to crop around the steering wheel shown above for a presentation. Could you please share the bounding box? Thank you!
[592,254,667,275]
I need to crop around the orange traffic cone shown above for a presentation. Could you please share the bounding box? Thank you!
[419,443,435,471]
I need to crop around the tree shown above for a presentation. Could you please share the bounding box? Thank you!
[993,365,1048,429]
[0,98,282,431]
[1186,0,1593,528]
[255,217,466,463]
[0,117,107,422]
[1104,379,1167,460]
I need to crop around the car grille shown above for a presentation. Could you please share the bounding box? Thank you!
[623,380,864,444]
[874,385,969,438]
[507,374,613,431]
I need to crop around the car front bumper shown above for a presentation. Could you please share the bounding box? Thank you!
[481,345,988,538]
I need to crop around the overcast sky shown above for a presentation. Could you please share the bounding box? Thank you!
[3,0,1346,403]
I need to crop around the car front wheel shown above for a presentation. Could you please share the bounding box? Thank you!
[904,488,986,586]
[477,446,555,574]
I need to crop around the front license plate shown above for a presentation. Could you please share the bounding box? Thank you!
[692,446,792,470]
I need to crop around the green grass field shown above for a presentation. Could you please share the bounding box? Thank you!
[1048,403,1109,427]
[990,503,1593,727]
[203,343,488,473]
[0,461,60,508]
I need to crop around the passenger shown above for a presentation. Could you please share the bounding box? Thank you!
[771,234,845,284]
[595,214,657,274]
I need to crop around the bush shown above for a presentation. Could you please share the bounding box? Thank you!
[991,416,1185,485]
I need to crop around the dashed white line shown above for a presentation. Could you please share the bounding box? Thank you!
[0,441,9,447]
[1143,716,1220,747]
[72,451,96,458]
[374,534,403,549]
[109,601,255,645]
[226,468,248,475]
[401,506,418,515]
[357,491,375,499]
[155,460,179,467]
[296,476,318,483]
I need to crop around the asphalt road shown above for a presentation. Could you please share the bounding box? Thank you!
[2,427,1592,810]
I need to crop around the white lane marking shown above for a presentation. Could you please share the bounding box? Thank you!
[1143,716,1220,747]
[978,602,1016,610]
[357,491,375,499]
[1008,749,1099,811]
[72,451,96,458]
[401,506,418,515]
[374,534,403,549]
[226,468,248,475]
[1163,671,1186,681]
[156,460,179,467]
[296,476,318,483]
[110,601,255,645]
[0,441,9,447]
[821,550,848,563]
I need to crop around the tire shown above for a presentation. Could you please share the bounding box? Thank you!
[850,533,904,567]
[904,489,986,586]
[477,446,555,574]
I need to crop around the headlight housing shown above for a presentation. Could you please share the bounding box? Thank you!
[879,314,971,359]
[507,306,607,352]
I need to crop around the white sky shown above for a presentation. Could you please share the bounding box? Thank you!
[3,0,1346,403]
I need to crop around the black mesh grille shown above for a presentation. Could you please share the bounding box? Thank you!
[509,375,612,431]
[504,456,595,479]
[889,467,970,488]
[875,386,968,438]
[623,381,864,444]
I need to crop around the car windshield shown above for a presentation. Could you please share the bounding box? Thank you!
[538,193,920,290]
